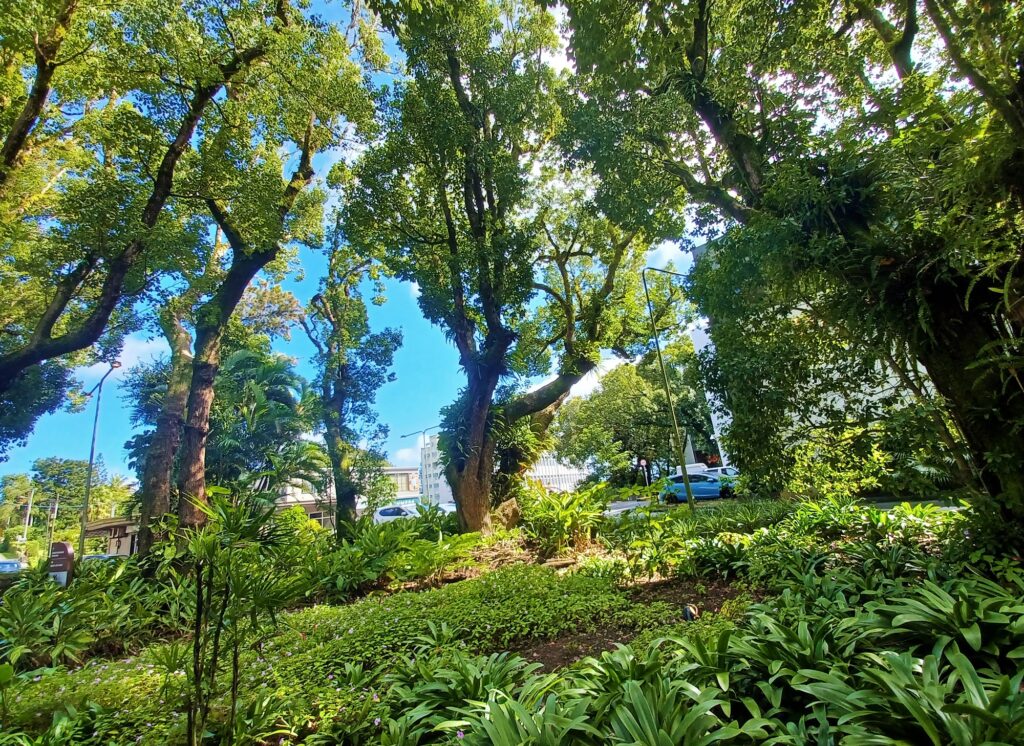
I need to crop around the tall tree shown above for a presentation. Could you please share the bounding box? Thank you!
[174,8,373,525]
[134,265,301,555]
[491,189,685,490]
[0,0,292,411]
[561,0,1024,523]
[302,217,401,529]
[348,0,560,530]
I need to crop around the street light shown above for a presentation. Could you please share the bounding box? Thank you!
[400,424,441,440]
[78,361,121,557]
[641,267,696,511]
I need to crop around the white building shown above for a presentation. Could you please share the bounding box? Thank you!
[527,452,590,493]
[420,434,589,500]
[420,434,453,504]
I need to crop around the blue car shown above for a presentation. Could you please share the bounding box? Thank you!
[660,473,732,503]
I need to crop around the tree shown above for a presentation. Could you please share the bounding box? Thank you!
[689,237,978,498]
[552,339,715,485]
[490,192,686,494]
[302,216,401,529]
[561,0,1024,522]
[0,0,292,417]
[126,342,327,535]
[134,235,301,555]
[347,0,560,530]
[172,7,374,527]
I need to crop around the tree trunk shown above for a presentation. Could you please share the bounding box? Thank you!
[912,282,1024,523]
[0,0,78,193]
[445,370,502,532]
[136,314,193,556]
[325,426,357,533]
[177,332,221,527]
[492,391,572,501]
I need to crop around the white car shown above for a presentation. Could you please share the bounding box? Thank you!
[437,502,458,514]
[372,504,417,523]
[706,467,739,478]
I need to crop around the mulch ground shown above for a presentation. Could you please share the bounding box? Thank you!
[515,575,747,670]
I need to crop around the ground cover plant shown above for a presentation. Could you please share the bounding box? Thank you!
[2,492,1021,744]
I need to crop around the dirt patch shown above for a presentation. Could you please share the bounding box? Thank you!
[514,577,751,671]
[517,625,630,670]
[628,576,744,616]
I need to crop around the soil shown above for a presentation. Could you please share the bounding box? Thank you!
[515,576,747,671]
[628,575,742,613]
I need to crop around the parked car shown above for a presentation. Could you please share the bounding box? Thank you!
[660,472,733,503]
[706,466,739,478]
[437,502,458,514]
[372,504,418,523]
[0,559,25,574]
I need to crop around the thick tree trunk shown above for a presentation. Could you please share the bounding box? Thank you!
[325,426,357,533]
[177,335,221,527]
[446,370,502,532]
[136,314,193,556]
[490,365,591,497]
[492,391,572,501]
[176,126,313,526]
[912,281,1024,522]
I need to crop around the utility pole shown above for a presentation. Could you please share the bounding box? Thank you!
[79,361,121,557]
[20,487,34,544]
[642,267,695,510]
[44,497,59,558]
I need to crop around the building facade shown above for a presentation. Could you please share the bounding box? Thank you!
[420,434,590,500]
[420,435,453,504]
[527,452,590,493]
[382,465,421,505]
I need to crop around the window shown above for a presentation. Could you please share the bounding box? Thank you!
[689,475,708,482]
[379,507,404,517]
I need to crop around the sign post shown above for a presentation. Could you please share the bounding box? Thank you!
[48,541,75,587]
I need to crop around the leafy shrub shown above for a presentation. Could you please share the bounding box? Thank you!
[519,482,606,557]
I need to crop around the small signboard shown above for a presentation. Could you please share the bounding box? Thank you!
[49,541,74,587]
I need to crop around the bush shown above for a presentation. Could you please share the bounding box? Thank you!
[519,482,607,557]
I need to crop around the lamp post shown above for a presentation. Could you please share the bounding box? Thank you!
[641,267,696,511]
[78,361,121,557]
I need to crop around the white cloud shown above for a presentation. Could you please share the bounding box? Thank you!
[76,335,170,386]
[408,281,421,299]
[391,446,420,467]
[390,432,427,467]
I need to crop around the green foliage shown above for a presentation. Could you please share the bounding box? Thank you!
[519,482,607,557]
[5,565,633,741]
[553,341,717,486]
